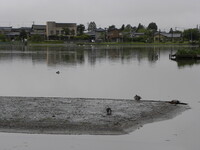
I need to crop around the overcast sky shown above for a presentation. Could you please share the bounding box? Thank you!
[0,0,199,31]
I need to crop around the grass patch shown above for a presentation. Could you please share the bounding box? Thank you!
[30,40,64,44]
[176,49,200,57]
[77,41,191,46]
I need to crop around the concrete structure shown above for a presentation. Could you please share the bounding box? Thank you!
[46,21,77,39]
[31,25,46,36]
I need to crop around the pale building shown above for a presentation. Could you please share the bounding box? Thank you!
[46,21,77,39]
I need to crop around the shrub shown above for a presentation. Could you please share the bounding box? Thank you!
[0,34,6,42]
[176,49,200,57]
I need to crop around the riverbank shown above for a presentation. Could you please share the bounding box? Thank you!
[0,97,190,135]
[1,41,199,47]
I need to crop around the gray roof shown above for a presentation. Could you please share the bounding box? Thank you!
[161,33,181,38]
[6,32,20,36]
[155,32,181,38]
[85,31,95,36]
[32,25,46,30]
[0,27,12,31]
[134,32,145,35]
[30,32,45,35]
[95,28,105,32]
[56,23,76,28]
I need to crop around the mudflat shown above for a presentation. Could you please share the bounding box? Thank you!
[0,97,190,135]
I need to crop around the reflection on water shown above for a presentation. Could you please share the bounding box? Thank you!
[0,45,162,67]
[1,45,200,69]
[172,59,200,68]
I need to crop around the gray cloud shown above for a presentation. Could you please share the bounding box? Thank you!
[0,0,199,30]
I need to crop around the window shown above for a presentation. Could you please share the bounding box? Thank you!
[50,30,54,35]
[56,30,59,35]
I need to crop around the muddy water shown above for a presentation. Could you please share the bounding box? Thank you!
[0,45,199,150]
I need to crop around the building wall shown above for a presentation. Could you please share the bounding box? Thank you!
[46,22,56,38]
[107,29,121,42]
[46,21,77,39]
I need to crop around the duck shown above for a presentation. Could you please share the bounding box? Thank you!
[134,95,141,101]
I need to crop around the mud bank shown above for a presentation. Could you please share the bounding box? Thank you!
[0,97,190,135]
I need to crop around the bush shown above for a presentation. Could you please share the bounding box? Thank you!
[132,36,146,42]
[30,34,44,42]
[176,49,200,57]
[0,34,6,42]
[74,34,90,40]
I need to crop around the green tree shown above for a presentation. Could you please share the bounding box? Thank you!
[62,28,70,35]
[77,24,85,35]
[120,24,125,31]
[70,29,75,36]
[121,24,133,42]
[124,24,132,32]
[169,28,174,33]
[30,34,44,42]
[20,29,27,40]
[0,34,6,42]
[136,23,145,32]
[88,22,97,31]
[147,22,158,31]
[183,28,200,41]
[108,25,116,31]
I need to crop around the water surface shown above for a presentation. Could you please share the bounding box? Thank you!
[0,45,199,150]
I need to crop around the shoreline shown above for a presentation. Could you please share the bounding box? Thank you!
[1,41,199,47]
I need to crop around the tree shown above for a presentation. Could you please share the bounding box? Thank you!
[169,28,174,33]
[20,29,27,40]
[183,28,200,41]
[0,34,6,42]
[62,28,70,35]
[121,24,133,42]
[30,34,44,42]
[124,24,132,32]
[88,22,97,31]
[108,25,116,31]
[70,29,75,36]
[136,23,145,32]
[77,24,85,35]
[147,22,158,31]
[120,24,125,31]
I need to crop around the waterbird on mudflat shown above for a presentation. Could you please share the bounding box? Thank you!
[106,107,112,115]
[169,100,180,104]
[56,71,60,74]
[134,95,141,101]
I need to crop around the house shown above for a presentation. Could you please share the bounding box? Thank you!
[0,27,12,35]
[31,25,46,38]
[0,27,17,40]
[85,31,95,41]
[0,27,31,40]
[6,32,20,40]
[46,21,77,40]
[20,27,32,33]
[154,32,182,42]
[95,28,106,42]
[107,28,121,42]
